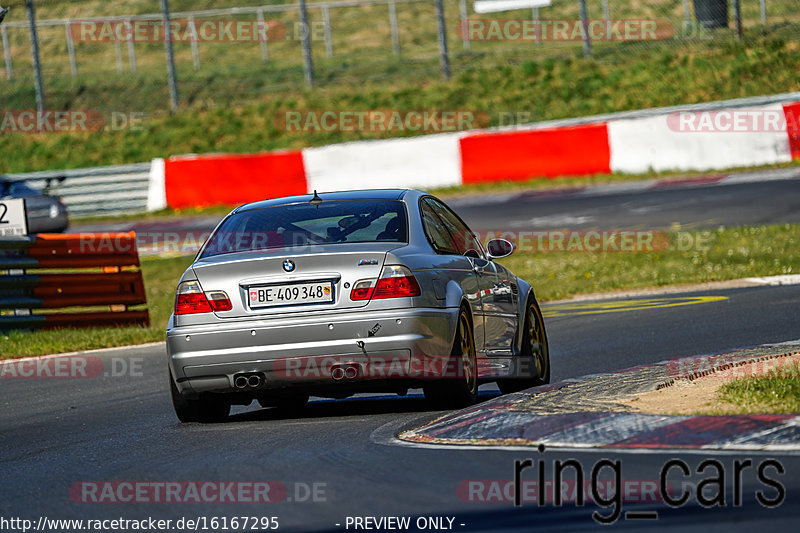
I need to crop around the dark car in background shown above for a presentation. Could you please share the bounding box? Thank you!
[0,178,69,233]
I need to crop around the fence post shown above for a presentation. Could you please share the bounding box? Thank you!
[388,0,400,56]
[299,0,315,86]
[733,0,742,40]
[257,9,269,62]
[64,21,77,76]
[682,0,691,33]
[760,0,767,24]
[577,0,591,58]
[321,6,333,58]
[1,26,12,79]
[188,16,200,68]
[532,7,540,46]
[114,36,123,73]
[25,0,46,113]
[126,19,137,73]
[459,0,469,50]
[161,0,179,113]
[602,0,609,24]
[434,0,450,79]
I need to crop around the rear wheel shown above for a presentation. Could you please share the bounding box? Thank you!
[497,297,550,394]
[169,371,230,423]
[424,307,478,408]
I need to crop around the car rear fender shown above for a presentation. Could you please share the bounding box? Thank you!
[515,277,535,353]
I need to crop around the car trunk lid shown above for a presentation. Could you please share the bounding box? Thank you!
[190,242,405,319]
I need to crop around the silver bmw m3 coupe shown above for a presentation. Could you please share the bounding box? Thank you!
[167,189,549,422]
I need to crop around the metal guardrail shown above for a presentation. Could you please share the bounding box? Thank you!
[0,232,150,331]
[2,162,151,218]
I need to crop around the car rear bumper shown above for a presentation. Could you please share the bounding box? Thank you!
[167,307,458,396]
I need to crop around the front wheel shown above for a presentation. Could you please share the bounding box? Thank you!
[424,307,479,408]
[497,297,550,394]
[170,371,230,423]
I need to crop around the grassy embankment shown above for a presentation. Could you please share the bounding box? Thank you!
[1,1,799,172]
[716,367,800,413]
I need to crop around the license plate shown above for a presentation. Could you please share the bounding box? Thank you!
[248,281,333,308]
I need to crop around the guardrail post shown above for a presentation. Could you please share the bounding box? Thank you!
[188,16,200,68]
[1,26,12,79]
[388,0,400,56]
[25,0,46,113]
[459,0,469,51]
[257,9,269,62]
[126,18,137,73]
[681,0,692,34]
[321,6,333,58]
[760,0,767,23]
[532,7,541,46]
[161,0,179,113]
[298,0,315,86]
[65,20,77,76]
[114,36,123,73]
[434,0,450,79]
[577,0,591,58]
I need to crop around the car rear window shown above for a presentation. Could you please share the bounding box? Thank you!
[200,199,408,258]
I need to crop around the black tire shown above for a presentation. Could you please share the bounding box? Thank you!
[497,296,550,394]
[169,371,230,423]
[424,307,479,408]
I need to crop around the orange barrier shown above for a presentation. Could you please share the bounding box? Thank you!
[0,232,149,331]
[164,151,307,209]
[459,123,611,184]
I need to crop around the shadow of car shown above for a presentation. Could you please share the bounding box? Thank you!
[0,178,69,233]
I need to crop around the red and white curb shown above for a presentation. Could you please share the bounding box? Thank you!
[391,341,800,452]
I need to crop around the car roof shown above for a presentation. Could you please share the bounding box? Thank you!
[234,189,426,212]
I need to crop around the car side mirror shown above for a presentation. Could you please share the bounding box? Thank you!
[486,238,515,259]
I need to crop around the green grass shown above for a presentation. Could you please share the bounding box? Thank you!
[497,224,798,301]
[2,223,797,358]
[2,4,800,172]
[716,366,800,414]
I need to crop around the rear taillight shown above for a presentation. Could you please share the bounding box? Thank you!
[206,291,233,312]
[350,279,376,301]
[350,265,420,301]
[175,281,232,314]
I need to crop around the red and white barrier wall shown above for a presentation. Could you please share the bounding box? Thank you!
[147,100,800,210]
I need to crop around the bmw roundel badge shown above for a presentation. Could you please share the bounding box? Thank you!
[283,259,296,272]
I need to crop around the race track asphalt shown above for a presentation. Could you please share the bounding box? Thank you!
[2,284,799,532]
[4,169,799,531]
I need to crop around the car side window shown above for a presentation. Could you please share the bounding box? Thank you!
[423,198,484,259]
[420,200,458,254]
